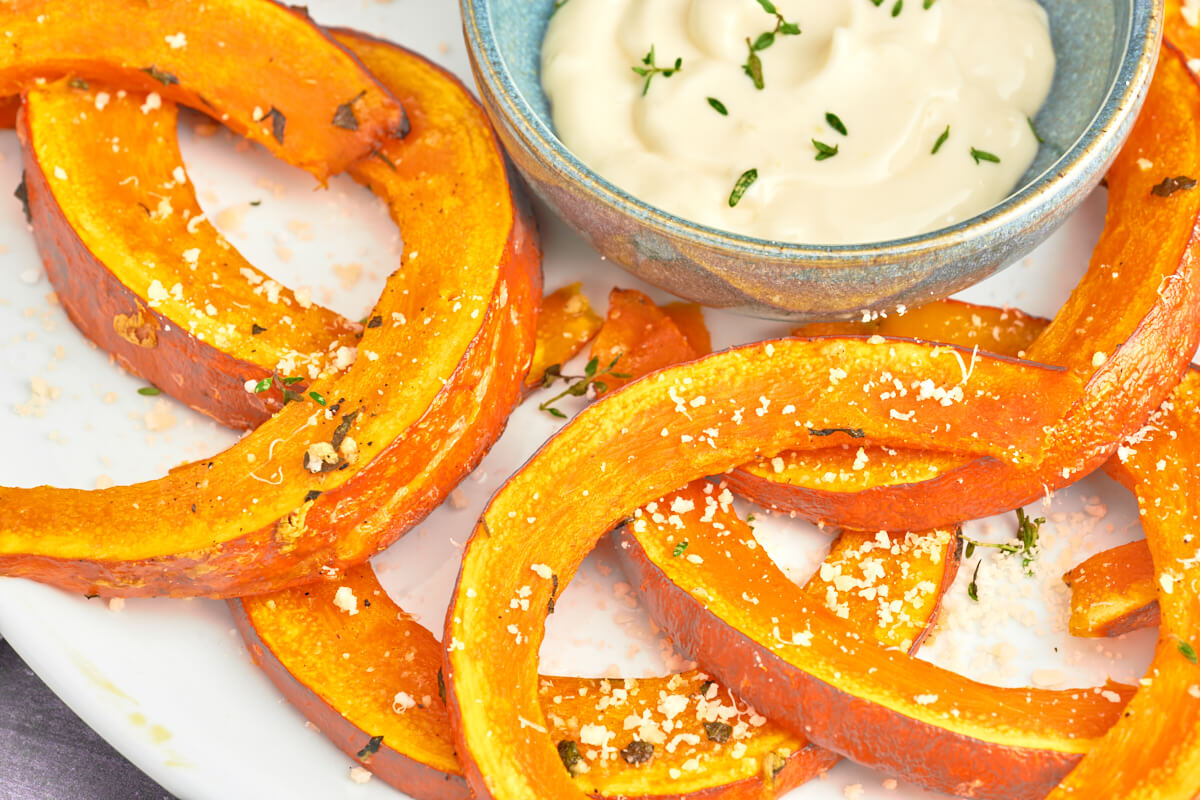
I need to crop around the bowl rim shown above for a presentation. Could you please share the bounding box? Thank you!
[460,0,1164,263]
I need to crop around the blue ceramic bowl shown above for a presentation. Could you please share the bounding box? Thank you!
[461,0,1162,320]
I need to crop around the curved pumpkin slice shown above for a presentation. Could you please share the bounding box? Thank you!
[442,337,1083,800]
[526,283,603,389]
[0,31,541,598]
[19,80,361,430]
[235,479,955,799]
[1047,367,1200,798]
[589,288,701,394]
[0,0,405,179]
[1064,541,1160,637]
[727,46,1200,531]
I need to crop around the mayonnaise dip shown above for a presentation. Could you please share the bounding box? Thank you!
[541,0,1055,244]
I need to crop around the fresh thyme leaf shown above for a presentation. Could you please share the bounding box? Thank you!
[14,174,30,223]
[965,541,976,558]
[967,561,981,601]
[332,90,367,131]
[1152,175,1198,197]
[1180,640,1199,664]
[752,31,776,51]
[931,125,950,154]
[703,721,733,743]
[558,740,583,774]
[923,0,936,7]
[807,427,865,438]
[743,39,765,90]
[871,0,884,5]
[825,112,848,136]
[585,356,599,378]
[707,97,729,116]
[538,354,628,417]
[632,45,683,96]
[1015,507,1045,573]
[141,65,179,86]
[280,376,305,385]
[729,168,758,207]
[673,540,689,557]
[620,739,654,764]
[1027,115,1044,144]
[812,139,839,161]
[308,391,327,406]
[891,0,903,15]
[252,378,272,393]
[970,147,1000,165]
[251,323,267,335]
[137,386,162,396]
[356,735,384,760]
[755,0,778,13]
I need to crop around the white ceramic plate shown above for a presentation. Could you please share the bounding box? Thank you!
[0,2,1181,798]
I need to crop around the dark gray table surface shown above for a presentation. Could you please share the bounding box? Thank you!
[0,638,175,800]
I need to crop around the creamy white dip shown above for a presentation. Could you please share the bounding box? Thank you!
[542,0,1055,244]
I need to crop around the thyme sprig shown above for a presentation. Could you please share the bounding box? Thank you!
[538,355,631,419]
[632,45,683,96]
[252,372,326,406]
[961,506,1045,584]
[743,0,802,90]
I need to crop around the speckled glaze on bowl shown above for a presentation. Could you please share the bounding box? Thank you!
[461,0,1163,320]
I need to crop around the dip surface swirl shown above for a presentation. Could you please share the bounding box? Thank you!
[541,0,1055,245]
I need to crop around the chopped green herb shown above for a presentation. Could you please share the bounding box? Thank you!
[931,125,950,154]
[1015,507,1045,573]
[870,0,884,5]
[970,147,1001,165]
[698,680,716,697]
[703,721,733,743]
[812,139,839,161]
[356,735,384,760]
[672,540,689,557]
[332,90,367,131]
[807,427,865,438]
[825,112,848,136]
[251,323,267,335]
[249,199,262,207]
[137,386,162,396]
[728,168,758,207]
[707,97,729,116]
[967,561,981,601]
[632,45,683,96]
[742,2,801,90]
[620,740,655,765]
[965,540,976,558]
[308,391,326,406]
[68,78,89,90]
[557,740,583,774]
[1027,115,1044,144]
[891,0,903,15]
[1152,175,1198,197]
[141,65,179,86]
[252,378,272,393]
[1180,640,1199,664]
[923,0,936,7]
[280,376,304,386]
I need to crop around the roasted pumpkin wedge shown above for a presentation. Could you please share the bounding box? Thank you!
[0,0,406,179]
[442,336,1085,800]
[732,302,1047,506]
[1046,367,1200,798]
[19,80,361,429]
[1063,541,1159,638]
[0,31,541,598]
[727,46,1200,531]
[234,480,956,799]
[588,288,701,394]
[526,283,603,389]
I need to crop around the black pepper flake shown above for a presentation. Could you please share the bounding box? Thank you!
[251,323,267,335]
[620,739,654,765]
[141,65,179,86]
[331,410,359,451]
[332,91,366,131]
[14,174,30,223]
[304,489,322,503]
[264,106,286,145]
[437,668,446,704]
[366,315,383,329]
[1152,175,1198,197]
[703,721,732,743]
[807,427,866,438]
[190,503,197,513]
[556,740,582,774]
[356,734,384,760]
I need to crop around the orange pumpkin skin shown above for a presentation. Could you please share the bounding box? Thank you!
[0,32,541,598]
[727,46,1200,531]
[0,0,406,180]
